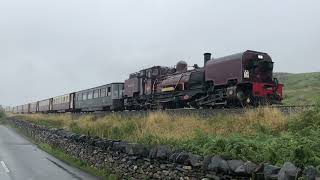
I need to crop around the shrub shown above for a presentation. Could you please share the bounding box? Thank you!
[0,111,3,118]
[289,102,320,132]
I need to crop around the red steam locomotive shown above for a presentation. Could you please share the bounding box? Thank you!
[124,50,283,109]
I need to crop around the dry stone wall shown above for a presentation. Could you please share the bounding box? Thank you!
[7,118,320,180]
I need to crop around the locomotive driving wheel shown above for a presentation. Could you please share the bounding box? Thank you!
[237,90,255,107]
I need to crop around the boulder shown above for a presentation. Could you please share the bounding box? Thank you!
[278,162,300,180]
[125,143,149,157]
[70,133,80,141]
[303,166,320,180]
[78,135,88,142]
[204,155,230,173]
[149,145,172,160]
[63,132,75,139]
[95,140,113,150]
[264,164,281,180]
[169,152,189,164]
[227,160,244,173]
[203,156,213,171]
[234,161,258,175]
[187,154,202,167]
[168,152,201,166]
[88,137,97,146]
[112,141,128,152]
[50,128,58,132]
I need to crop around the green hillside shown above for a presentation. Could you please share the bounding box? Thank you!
[274,72,320,105]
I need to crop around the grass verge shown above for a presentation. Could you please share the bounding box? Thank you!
[11,104,320,168]
[38,143,117,180]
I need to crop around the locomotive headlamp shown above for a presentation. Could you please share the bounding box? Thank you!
[258,55,264,59]
[246,98,251,103]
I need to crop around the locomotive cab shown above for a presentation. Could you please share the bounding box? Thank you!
[243,53,283,105]
[245,55,274,83]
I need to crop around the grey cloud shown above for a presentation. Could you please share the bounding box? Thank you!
[0,0,319,106]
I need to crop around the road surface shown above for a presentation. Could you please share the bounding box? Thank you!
[0,125,99,180]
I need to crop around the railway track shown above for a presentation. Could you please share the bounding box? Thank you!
[71,105,315,119]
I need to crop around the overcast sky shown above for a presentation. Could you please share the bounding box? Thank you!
[0,0,319,106]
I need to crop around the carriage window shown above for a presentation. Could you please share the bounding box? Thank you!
[83,93,87,100]
[112,84,119,98]
[119,84,124,97]
[100,88,106,97]
[94,90,99,98]
[107,87,111,96]
[88,91,93,99]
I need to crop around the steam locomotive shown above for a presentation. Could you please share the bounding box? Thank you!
[11,50,283,113]
[124,50,282,110]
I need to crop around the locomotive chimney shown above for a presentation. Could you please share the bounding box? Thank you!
[204,53,211,66]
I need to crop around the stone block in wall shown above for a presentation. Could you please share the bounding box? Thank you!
[125,143,149,157]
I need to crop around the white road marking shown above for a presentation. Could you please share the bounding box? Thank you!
[1,161,10,173]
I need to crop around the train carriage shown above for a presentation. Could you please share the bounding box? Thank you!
[30,102,38,113]
[17,105,24,113]
[22,104,29,113]
[13,106,17,113]
[74,83,124,112]
[38,99,50,112]
[52,94,74,112]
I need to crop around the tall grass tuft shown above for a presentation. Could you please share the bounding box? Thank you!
[0,110,5,120]
[15,108,288,141]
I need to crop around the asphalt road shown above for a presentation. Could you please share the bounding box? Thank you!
[0,125,99,180]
